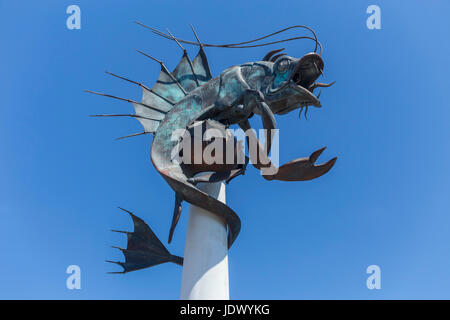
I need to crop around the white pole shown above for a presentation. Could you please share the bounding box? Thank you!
[180,181,229,300]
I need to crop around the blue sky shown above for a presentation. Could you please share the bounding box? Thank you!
[1,0,450,299]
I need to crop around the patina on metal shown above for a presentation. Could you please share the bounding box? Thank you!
[88,23,337,273]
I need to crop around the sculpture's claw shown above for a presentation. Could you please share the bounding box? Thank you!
[267,147,337,181]
[309,146,326,163]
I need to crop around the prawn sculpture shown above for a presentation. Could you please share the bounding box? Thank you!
[88,23,337,273]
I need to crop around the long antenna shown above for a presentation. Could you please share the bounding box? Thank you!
[135,22,322,54]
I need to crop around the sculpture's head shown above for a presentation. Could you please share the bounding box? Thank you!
[264,52,334,116]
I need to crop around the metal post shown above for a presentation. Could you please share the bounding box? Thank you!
[180,181,229,300]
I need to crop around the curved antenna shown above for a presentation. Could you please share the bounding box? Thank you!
[136,22,322,54]
[271,53,287,62]
[262,48,284,61]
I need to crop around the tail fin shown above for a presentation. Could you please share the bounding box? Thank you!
[107,207,183,274]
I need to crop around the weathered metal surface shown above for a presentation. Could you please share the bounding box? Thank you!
[89,24,337,273]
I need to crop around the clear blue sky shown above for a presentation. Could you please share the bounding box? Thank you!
[1,0,450,299]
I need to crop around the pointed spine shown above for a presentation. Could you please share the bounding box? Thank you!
[135,50,188,96]
[190,24,212,79]
[190,24,203,47]
[166,29,200,86]
[89,114,161,121]
[115,132,149,140]
[105,71,176,106]
[84,90,167,114]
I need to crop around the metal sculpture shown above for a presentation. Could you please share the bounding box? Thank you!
[88,23,337,273]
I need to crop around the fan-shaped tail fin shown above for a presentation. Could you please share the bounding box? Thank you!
[107,207,183,274]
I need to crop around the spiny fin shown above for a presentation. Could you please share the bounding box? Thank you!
[140,24,213,92]
[103,72,167,134]
[189,24,213,85]
[89,26,214,138]
[133,36,213,132]
[168,193,183,244]
[172,52,200,92]
[137,50,187,104]
[85,88,162,135]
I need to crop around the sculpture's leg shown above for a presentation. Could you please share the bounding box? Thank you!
[168,193,183,243]
[242,90,276,156]
[225,165,248,184]
[238,118,275,172]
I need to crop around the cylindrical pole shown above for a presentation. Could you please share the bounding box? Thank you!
[180,181,229,300]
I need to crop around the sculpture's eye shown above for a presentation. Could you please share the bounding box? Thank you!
[277,59,289,73]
